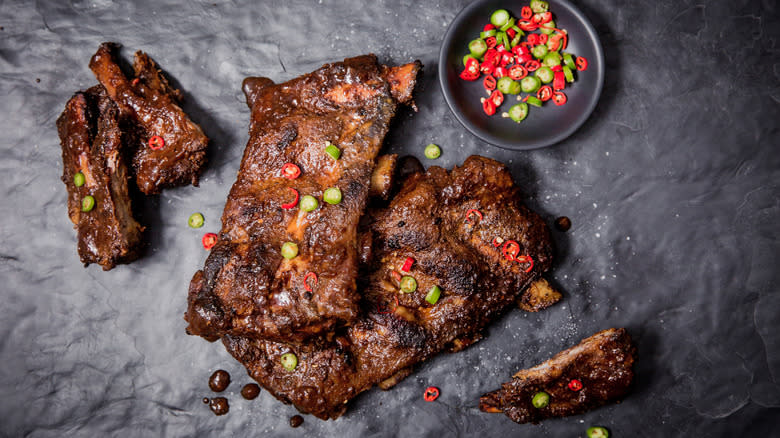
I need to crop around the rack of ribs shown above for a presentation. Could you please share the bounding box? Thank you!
[220,156,559,419]
[57,85,144,270]
[89,42,209,195]
[185,55,421,343]
[479,328,636,424]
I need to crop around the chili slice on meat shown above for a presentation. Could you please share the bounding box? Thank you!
[148,135,164,150]
[281,187,299,209]
[281,163,301,179]
[401,257,415,273]
[465,208,483,224]
[502,240,520,261]
[303,272,318,292]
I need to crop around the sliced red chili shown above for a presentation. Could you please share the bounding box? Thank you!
[460,57,480,81]
[553,71,566,91]
[548,35,561,51]
[517,53,535,63]
[303,272,318,292]
[524,60,541,72]
[281,163,301,179]
[520,6,532,19]
[500,52,514,67]
[568,379,583,391]
[527,33,539,45]
[492,237,503,247]
[466,209,483,224]
[424,386,440,402]
[401,257,415,273]
[482,98,496,115]
[515,255,535,272]
[131,78,140,86]
[281,187,299,209]
[202,233,218,250]
[480,60,496,76]
[485,36,497,49]
[506,28,516,39]
[531,13,543,24]
[551,64,563,72]
[390,270,402,283]
[483,23,495,31]
[502,240,520,261]
[537,85,553,102]
[483,49,500,66]
[576,56,589,71]
[552,91,568,106]
[148,135,165,150]
[494,66,508,78]
[512,45,530,57]
[539,33,548,44]
[518,21,538,32]
[540,12,553,23]
[490,90,504,107]
[483,75,497,91]
[509,64,528,80]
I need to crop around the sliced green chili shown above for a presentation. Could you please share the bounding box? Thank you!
[73,172,85,187]
[535,66,554,84]
[520,76,541,93]
[469,39,488,58]
[540,20,556,35]
[399,276,417,293]
[563,53,576,69]
[543,52,562,68]
[424,143,441,159]
[324,141,341,160]
[323,187,342,205]
[425,285,441,305]
[299,195,319,212]
[507,103,528,123]
[281,242,298,260]
[490,9,510,28]
[532,44,549,59]
[532,391,550,408]
[188,212,204,228]
[280,352,298,371]
[526,96,543,107]
[480,29,497,39]
[586,427,609,438]
[81,195,95,212]
[563,66,574,83]
[530,0,549,13]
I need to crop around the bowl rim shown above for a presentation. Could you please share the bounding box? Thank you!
[438,0,605,150]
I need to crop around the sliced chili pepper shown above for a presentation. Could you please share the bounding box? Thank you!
[460,57,480,81]
[482,98,496,115]
[518,20,538,32]
[568,379,583,391]
[483,23,495,31]
[494,66,508,78]
[500,52,514,67]
[551,64,563,72]
[576,56,588,71]
[148,135,165,150]
[509,64,528,80]
[531,13,543,24]
[524,60,541,72]
[492,237,504,247]
[502,240,520,261]
[376,302,390,314]
[517,53,535,63]
[548,34,561,51]
[401,257,415,273]
[390,270,402,283]
[131,78,140,86]
[552,91,567,106]
[424,386,440,402]
[506,28,516,39]
[540,12,553,23]
[539,33,548,44]
[202,233,218,250]
[521,6,532,19]
[281,187,299,209]
[480,60,496,75]
[553,71,566,90]
[537,85,553,101]
[466,208,484,224]
[515,255,535,272]
[490,89,504,107]
[511,45,529,57]
[484,48,500,65]
[281,163,301,179]
[485,36,497,49]
[527,33,539,45]
[303,272,318,292]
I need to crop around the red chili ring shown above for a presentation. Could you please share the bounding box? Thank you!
[202,233,218,250]
[303,272,318,292]
[568,379,583,391]
[576,56,589,71]
[515,255,535,273]
[423,386,440,402]
[281,187,299,209]
[281,163,301,179]
[466,209,483,224]
[502,240,520,261]
[401,257,415,273]
[148,135,165,150]
[390,270,402,283]
[483,75,497,91]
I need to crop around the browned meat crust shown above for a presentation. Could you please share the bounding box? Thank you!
[185,55,421,343]
[479,328,636,424]
[221,156,557,419]
[89,42,208,194]
[56,85,143,270]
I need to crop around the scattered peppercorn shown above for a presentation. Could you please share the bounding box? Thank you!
[209,397,229,415]
[241,383,261,400]
[290,415,304,428]
[208,369,231,392]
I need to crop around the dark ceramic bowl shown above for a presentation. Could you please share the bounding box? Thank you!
[439,0,604,150]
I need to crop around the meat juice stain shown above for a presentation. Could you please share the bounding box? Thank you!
[210,397,229,416]
[555,216,572,232]
[241,383,261,400]
[209,369,231,392]
[289,415,304,428]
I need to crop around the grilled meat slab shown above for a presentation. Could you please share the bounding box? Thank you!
[89,42,208,194]
[185,55,421,343]
[222,156,558,419]
[57,86,143,270]
[480,328,635,424]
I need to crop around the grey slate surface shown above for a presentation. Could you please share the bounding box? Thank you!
[1,0,778,436]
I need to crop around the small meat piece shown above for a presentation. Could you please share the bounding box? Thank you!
[479,328,636,424]
[57,86,143,270]
[89,42,208,194]
[369,154,398,200]
[185,55,421,343]
[221,156,558,419]
[518,278,562,312]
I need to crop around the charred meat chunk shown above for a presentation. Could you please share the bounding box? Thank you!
[89,42,208,194]
[479,328,636,424]
[57,85,143,270]
[221,156,558,419]
[185,55,421,343]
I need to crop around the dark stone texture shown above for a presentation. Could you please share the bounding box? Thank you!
[0,0,777,436]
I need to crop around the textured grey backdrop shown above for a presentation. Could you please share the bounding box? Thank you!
[1,0,778,436]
